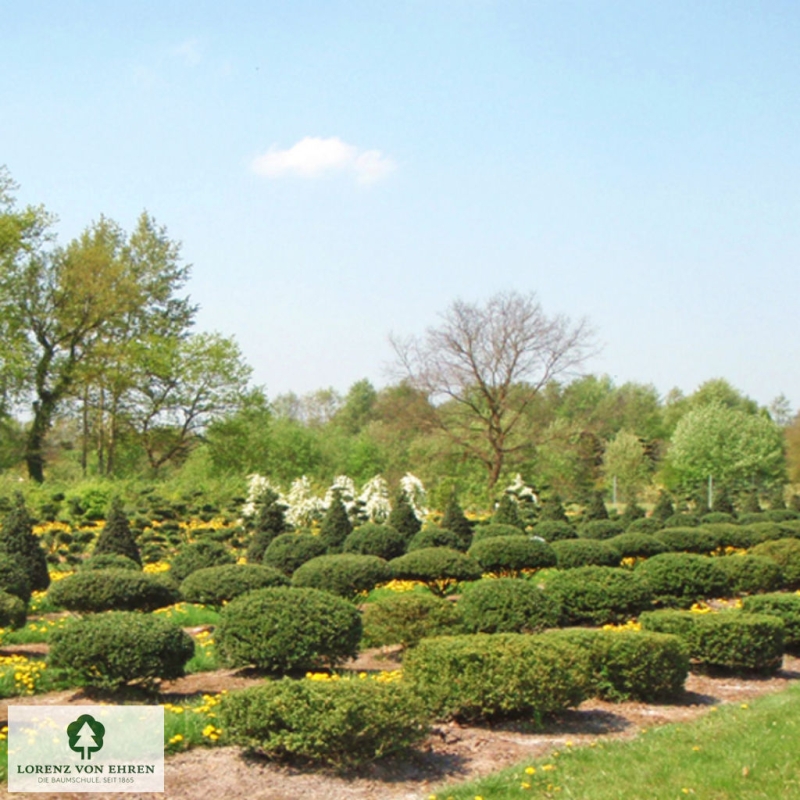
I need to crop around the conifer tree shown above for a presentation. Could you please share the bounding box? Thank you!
[93,497,141,565]
[769,487,787,510]
[492,494,524,529]
[539,493,569,523]
[740,490,761,514]
[388,490,422,539]
[651,491,675,524]
[621,500,645,524]
[441,494,473,549]
[584,491,609,521]
[0,493,49,591]
[246,489,287,563]
[319,490,353,553]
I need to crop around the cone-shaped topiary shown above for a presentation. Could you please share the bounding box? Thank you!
[769,487,787,511]
[388,490,422,539]
[441,495,473,549]
[620,500,645,525]
[651,491,675,525]
[584,491,609,521]
[492,494,524,529]
[539,493,568,523]
[319,490,353,553]
[246,489,288,563]
[740,490,761,514]
[712,485,735,515]
[0,493,49,591]
[93,497,142,566]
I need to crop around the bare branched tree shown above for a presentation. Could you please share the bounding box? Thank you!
[391,291,596,488]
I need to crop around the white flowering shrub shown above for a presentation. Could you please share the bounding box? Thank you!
[400,473,428,521]
[324,476,357,513]
[358,476,391,523]
[506,474,538,505]
[285,476,327,528]
[242,474,284,518]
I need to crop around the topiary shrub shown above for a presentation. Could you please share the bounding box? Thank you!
[219,675,429,767]
[441,496,474,550]
[388,548,482,596]
[606,533,668,561]
[0,493,49,591]
[546,566,653,625]
[700,512,736,525]
[246,490,288,563]
[635,553,730,608]
[765,509,800,522]
[656,527,719,554]
[651,491,675,525]
[531,520,577,542]
[0,590,26,629]
[550,539,620,569]
[738,512,768,526]
[584,491,609,521]
[262,533,327,576]
[291,554,389,598]
[625,516,661,534]
[343,523,407,560]
[701,523,757,550]
[47,569,181,613]
[750,539,800,588]
[539,493,569,522]
[467,536,556,576]
[743,592,800,651]
[662,513,699,528]
[744,522,789,543]
[578,520,625,540]
[215,587,361,673]
[550,628,689,702]
[361,592,462,648]
[640,609,784,673]
[180,564,289,607]
[715,555,784,596]
[459,578,560,634]
[0,553,31,603]
[408,526,464,552]
[48,611,195,690]
[403,632,592,722]
[492,494,525,529]
[319,490,352,553]
[471,523,529,544]
[80,554,141,572]
[171,540,236,582]
[93,497,141,565]
[388,490,422,539]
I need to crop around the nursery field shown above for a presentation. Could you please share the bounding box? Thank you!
[1,477,800,797]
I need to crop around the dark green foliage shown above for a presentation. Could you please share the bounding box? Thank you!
[388,548,482,595]
[620,501,646,524]
[655,527,720,554]
[651,491,675,524]
[715,555,784,596]
[539,493,569,522]
[0,590,26,628]
[93,497,141,565]
[743,593,800,651]
[219,677,429,767]
[215,587,361,672]
[403,632,592,722]
[769,487,787,511]
[640,609,784,673]
[766,509,800,522]
[361,592,463,648]
[467,536,557,576]
[701,512,737,525]
[171,540,235,582]
[625,516,661,534]
[48,569,181,613]
[662,513,700,528]
[531,520,577,542]
[408,526,464,552]
[606,533,669,560]
[441,495,473,549]
[777,520,800,538]
[0,493,49,591]
[635,553,731,608]
[493,494,524,529]
[546,566,653,625]
[550,628,689,702]
[0,553,31,603]
[578,520,625,540]
[700,523,756,549]
[262,533,327,576]
[740,490,762,514]
[459,578,560,634]
[80,554,141,572]
[738,512,767,525]
[343,523,406,560]
[49,611,195,689]
[550,539,620,569]
[472,523,530,543]
[750,539,800,587]
[712,486,736,515]
[319,490,352,552]
[746,522,792,543]
[180,564,289,606]
[247,489,288,562]
[792,495,800,513]
[292,554,390,598]
[584,491,609,521]
[388,490,422,539]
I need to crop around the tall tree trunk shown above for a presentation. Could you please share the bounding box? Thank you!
[80,386,89,477]
[25,397,56,483]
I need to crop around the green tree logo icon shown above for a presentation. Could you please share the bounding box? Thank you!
[67,714,105,760]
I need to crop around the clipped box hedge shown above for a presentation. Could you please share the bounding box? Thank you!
[550,539,620,569]
[467,536,556,576]
[292,554,390,598]
[180,563,289,607]
[361,592,463,648]
[742,592,800,651]
[459,577,560,634]
[634,553,730,608]
[403,632,592,722]
[48,569,180,613]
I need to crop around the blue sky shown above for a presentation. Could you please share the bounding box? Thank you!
[3,1,799,410]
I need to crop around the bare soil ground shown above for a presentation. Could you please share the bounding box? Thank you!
[3,652,799,800]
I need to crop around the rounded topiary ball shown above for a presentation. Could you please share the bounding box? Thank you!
[215,586,362,673]
[47,569,181,613]
[170,541,236,582]
[80,554,141,572]
[467,536,557,575]
[263,533,327,576]
[459,578,560,634]
[180,564,289,607]
[342,523,407,561]
[292,554,390,598]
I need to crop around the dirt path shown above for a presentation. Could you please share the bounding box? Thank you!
[3,655,799,800]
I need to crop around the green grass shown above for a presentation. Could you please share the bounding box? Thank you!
[164,692,226,753]
[152,602,220,626]
[2,615,71,644]
[433,686,800,799]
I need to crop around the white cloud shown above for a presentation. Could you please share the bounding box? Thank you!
[172,38,201,66]
[251,137,396,184]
